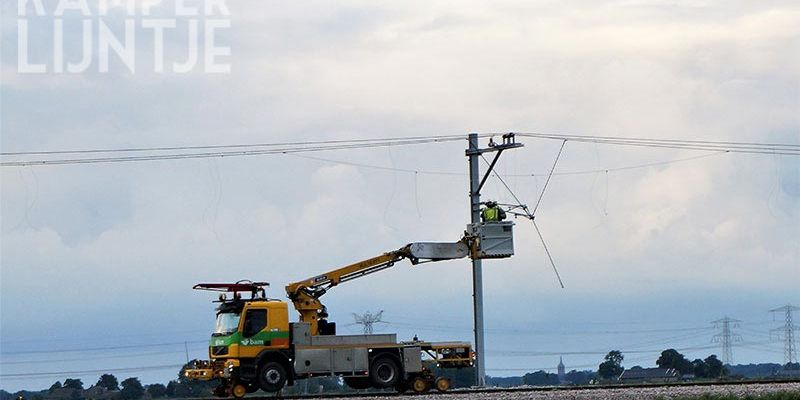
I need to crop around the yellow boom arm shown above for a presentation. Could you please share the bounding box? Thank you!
[285,242,468,335]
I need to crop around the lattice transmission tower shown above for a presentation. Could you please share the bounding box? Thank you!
[711,316,742,365]
[770,304,800,364]
[353,310,385,334]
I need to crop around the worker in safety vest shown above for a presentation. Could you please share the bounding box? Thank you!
[481,201,506,222]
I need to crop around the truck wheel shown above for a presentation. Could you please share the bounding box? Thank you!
[258,361,287,392]
[369,356,400,388]
[343,377,372,390]
[435,377,451,392]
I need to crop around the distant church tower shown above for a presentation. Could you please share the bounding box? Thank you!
[557,356,566,384]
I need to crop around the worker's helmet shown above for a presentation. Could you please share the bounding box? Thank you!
[486,201,497,207]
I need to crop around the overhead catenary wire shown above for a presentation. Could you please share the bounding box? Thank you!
[2,133,797,167]
[0,134,477,156]
[514,132,800,153]
[5,132,797,157]
[0,140,456,166]
[0,136,471,167]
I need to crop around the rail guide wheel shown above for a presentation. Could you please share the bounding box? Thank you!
[231,383,247,399]
[411,376,430,393]
[435,377,451,392]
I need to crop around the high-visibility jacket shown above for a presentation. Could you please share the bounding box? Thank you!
[482,206,504,222]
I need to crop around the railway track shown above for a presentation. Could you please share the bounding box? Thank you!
[213,378,800,400]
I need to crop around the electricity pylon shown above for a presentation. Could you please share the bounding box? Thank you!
[770,304,800,364]
[353,310,385,334]
[711,317,742,365]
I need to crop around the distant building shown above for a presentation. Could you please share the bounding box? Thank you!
[557,356,566,384]
[618,367,680,383]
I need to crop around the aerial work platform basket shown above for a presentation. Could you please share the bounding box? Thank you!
[467,221,514,259]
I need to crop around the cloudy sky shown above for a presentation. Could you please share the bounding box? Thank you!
[1,0,799,391]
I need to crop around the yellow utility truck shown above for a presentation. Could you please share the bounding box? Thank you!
[185,228,514,397]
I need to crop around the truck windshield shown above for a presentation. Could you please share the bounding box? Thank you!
[213,312,240,336]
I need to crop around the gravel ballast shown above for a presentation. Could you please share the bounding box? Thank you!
[323,382,800,400]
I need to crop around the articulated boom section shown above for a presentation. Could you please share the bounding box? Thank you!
[285,241,469,336]
[285,250,406,336]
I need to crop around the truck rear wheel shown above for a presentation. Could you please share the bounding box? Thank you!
[258,361,287,392]
[369,356,400,388]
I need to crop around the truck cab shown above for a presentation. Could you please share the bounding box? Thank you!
[210,299,290,359]
[186,295,296,396]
